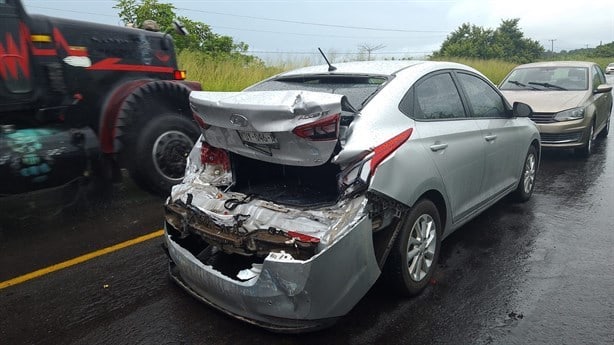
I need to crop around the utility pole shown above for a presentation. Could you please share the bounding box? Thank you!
[358,43,385,61]
[548,39,556,53]
[547,39,557,58]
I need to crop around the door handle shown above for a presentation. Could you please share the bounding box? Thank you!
[430,143,448,152]
[484,134,497,142]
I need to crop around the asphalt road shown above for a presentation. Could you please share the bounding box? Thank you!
[2,122,614,344]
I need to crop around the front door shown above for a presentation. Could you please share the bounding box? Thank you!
[456,72,525,199]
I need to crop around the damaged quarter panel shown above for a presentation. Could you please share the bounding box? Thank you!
[338,63,452,228]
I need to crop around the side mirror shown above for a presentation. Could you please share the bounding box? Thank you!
[594,84,613,94]
[513,102,533,117]
[161,21,188,50]
[172,21,189,36]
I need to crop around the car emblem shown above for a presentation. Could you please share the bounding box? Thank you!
[230,114,249,127]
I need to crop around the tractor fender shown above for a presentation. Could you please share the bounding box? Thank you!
[98,79,201,154]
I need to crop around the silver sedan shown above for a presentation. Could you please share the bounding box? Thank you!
[163,60,540,332]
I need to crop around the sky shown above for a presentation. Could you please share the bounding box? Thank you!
[20,0,614,63]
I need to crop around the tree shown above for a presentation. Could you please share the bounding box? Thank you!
[592,41,614,58]
[114,0,250,58]
[433,19,544,63]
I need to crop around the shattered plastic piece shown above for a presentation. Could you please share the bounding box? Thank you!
[236,263,263,281]
[267,251,295,261]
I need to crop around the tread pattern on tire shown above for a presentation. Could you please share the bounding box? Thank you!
[114,81,198,194]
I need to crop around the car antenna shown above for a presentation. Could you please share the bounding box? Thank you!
[318,48,337,72]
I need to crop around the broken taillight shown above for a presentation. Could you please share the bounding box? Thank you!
[192,112,210,129]
[370,128,413,172]
[292,114,340,141]
[339,128,413,195]
[200,142,230,172]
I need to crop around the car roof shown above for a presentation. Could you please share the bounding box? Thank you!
[512,61,596,69]
[276,60,477,77]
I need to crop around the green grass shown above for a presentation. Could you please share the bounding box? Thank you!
[178,50,287,91]
[179,51,614,91]
[431,57,518,85]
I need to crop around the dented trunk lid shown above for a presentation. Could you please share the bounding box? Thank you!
[190,90,344,166]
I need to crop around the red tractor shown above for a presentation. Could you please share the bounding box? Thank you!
[0,0,202,196]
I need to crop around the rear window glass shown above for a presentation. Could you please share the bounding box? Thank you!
[246,75,388,110]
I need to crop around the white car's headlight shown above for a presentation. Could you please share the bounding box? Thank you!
[554,107,585,121]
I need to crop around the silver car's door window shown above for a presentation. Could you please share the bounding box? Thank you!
[457,72,525,199]
[410,72,486,223]
[456,73,506,118]
[412,73,466,120]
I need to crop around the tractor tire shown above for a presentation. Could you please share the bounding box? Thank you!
[116,81,200,196]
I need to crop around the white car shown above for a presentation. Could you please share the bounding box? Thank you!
[605,63,614,74]
[164,60,540,332]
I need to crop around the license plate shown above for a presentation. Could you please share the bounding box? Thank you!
[238,131,277,145]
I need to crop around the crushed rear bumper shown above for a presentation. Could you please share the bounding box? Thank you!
[164,213,380,333]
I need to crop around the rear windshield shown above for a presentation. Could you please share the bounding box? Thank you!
[246,75,388,110]
[500,67,588,91]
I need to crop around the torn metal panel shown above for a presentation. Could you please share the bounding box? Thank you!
[169,182,368,246]
[165,200,319,259]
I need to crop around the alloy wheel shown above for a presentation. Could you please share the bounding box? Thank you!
[523,152,536,194]
[406,214,437,282]
[152,130,194,181]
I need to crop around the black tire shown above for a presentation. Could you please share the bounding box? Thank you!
[131,114,199,195]
[600,115,610,138]
[385,199,442,297]
[575,121,595,158]
[117,82,200,196]
[511,145,538,202]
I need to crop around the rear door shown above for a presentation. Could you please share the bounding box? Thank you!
[455,71,526,199]
[0,0,35,108]
[190,90,344,166]
[404,71,486,223]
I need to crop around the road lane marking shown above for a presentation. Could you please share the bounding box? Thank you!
[0,229,164,290]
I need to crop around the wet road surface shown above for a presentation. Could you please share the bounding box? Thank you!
[2,126,614,344]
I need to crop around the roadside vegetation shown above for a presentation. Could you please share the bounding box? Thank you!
[117,1,614,90]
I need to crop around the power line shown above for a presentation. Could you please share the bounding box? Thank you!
[28,6,447,39]
[27,5,449,38]
[213,25,445,39]
[175,7,449,33]
[247,50,433,55]
[28,5,448,34]
[27,5,118,18]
